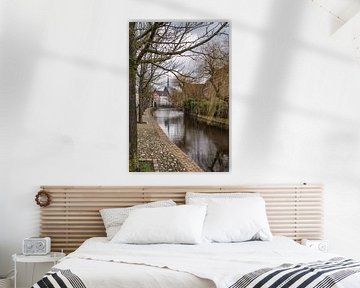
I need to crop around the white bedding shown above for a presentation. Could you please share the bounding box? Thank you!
[53,237,360,288]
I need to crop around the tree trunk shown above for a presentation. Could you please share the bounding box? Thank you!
[138,68,145,123]
[138,86,143,123]
[129,22,138,171]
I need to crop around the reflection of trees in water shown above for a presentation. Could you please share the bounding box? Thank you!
[210,151,226,172]
[183,116,229,172]
[157,110,185,146]
[154,108,229,172]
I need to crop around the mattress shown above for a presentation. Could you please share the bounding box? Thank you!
[35,237,360,288]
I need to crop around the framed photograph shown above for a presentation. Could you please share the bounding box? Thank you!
[129,21,229,172]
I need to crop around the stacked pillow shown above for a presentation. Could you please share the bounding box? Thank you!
[105,192,272,245]
[100,200,176,240]
[111,205,207,244]
[187,192,272,242]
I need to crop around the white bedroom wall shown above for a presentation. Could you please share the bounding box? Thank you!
[1,0,360,284]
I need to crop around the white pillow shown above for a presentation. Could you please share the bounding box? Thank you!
[186,192,259,204]
[100,200,176,240]
[111,205,207,244]
[202,197,272,243]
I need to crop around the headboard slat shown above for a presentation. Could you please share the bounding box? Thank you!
[40,184,323,253]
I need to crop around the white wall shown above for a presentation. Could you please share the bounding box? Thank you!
[1,0,360,285]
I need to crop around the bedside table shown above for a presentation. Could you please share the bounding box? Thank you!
[301,239,328,252]
[12,252,65,288]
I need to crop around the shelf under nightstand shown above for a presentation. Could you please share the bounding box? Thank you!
[12,252,65,288]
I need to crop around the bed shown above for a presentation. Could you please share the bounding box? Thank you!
[33,185,360,288]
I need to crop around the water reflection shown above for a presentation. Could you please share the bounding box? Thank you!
[153,108,229,172]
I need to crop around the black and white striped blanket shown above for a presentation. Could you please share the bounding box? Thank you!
[32,258,360,288]
[229,257,360,288]
[32,268,86,288]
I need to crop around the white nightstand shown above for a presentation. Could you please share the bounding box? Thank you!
[301,239,328,252]
[12,252,65,288]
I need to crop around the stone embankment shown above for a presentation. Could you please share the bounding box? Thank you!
[137,109,203,172]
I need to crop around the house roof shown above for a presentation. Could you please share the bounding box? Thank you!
[154,87,170,97]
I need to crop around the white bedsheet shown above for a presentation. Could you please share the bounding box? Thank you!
[54,237,360,288]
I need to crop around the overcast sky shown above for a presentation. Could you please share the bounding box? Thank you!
[154,22,230,89]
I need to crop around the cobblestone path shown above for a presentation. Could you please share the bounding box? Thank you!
[137,109,203,172]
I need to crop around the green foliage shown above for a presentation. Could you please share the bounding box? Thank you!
[139,160,154,172]
[215,100,228,119]
[183,98,228,119]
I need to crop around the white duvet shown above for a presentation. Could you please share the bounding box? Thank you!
[54,237,360,288]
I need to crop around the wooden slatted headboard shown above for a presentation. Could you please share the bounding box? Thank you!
[39,184,323,253]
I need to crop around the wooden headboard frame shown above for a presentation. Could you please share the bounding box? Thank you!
[39,184,323,253]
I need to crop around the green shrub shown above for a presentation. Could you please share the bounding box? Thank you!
[183,98,228,119]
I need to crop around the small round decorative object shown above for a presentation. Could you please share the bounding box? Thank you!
[35,190,51,207]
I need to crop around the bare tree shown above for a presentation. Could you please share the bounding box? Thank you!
[129,22,138,171]
[129,21,229,171]
[197,41,229,90]
[196,41,229,118]
[137,58,165,123]
[137,52,183,123]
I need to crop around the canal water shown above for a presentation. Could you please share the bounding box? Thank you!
[153,108,229,172]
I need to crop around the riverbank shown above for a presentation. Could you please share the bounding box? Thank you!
[188,113,229,129]
[137,109,203,172]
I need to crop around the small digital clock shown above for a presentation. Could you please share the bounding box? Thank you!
[22,237,51,255]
